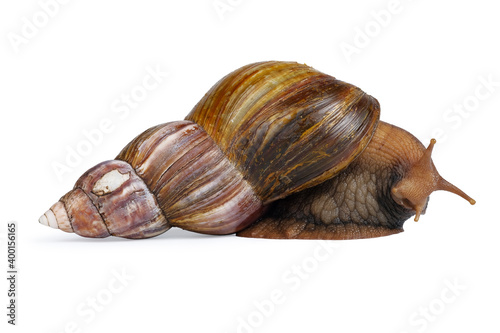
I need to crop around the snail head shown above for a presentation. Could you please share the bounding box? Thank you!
[391,139,476,222]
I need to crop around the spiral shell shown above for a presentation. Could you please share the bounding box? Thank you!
[40,61,380,238]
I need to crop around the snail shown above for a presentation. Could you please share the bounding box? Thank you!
[39,61,475,240]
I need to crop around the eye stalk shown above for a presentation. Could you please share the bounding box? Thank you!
[391,139,476,222]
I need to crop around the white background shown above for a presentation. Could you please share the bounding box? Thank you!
[1,0,498,332]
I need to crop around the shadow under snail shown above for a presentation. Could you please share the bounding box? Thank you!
[39,61,476,240]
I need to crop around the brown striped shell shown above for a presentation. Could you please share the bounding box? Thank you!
[39,61,380,238]
[186,61,380,203]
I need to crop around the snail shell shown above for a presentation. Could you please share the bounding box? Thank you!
[39,61,474,240]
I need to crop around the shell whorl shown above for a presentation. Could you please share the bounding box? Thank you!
[187,61,380,203]
[40,160,170,238]
[116,121,264,234]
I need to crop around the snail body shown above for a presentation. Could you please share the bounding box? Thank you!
[39,61,475,240]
